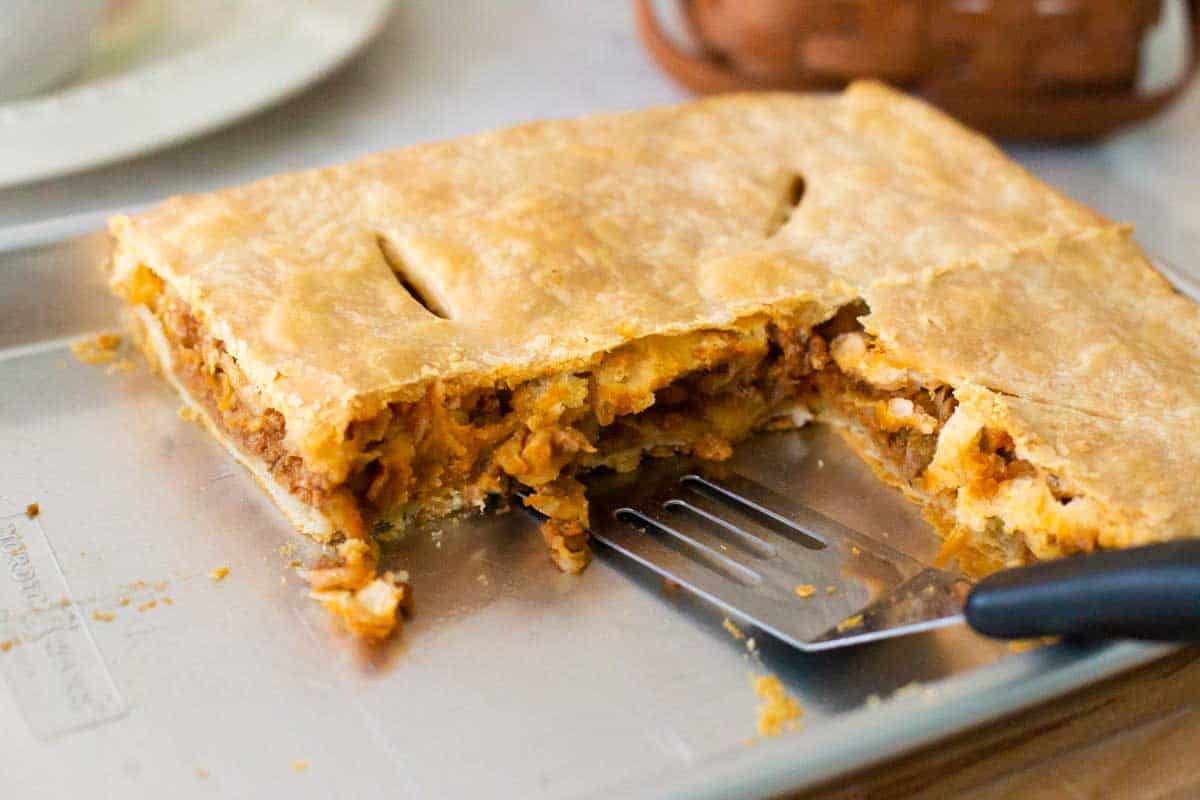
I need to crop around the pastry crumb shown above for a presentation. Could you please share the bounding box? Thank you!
[826,585,837,595]
[153,581,169,591]
[177,405,200,422]
[751,674,803,736]
[291,760,308,773]
[1,639,18,652]
[850,546,862,556]
[209,566,230,581]
[287,559,302,568]
[161,597,174,606]
[105,358,135,374]
[539,518,590,574]
[889,680,938,703]
[794,584,815,598]
[195,767,209,780]
[119,597,130,607]
[836,613,864,632]
[24,502,39,519]
[476,573,489,586]
[92,610,116,622]
[70,333,122,365]
[311,571,410,641]
[1007,636,1060,653]
[138,600,157,613]
[722,617,745,640]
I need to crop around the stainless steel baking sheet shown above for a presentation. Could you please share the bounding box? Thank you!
[0,212,1180,798]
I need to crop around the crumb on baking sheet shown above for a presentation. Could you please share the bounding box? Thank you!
[1007,636,1061,653]
[885,680,939,704]
[751,674,803,736]
[195,768,209,780]
[105,358,135,374]
[311,570,410,641]
[209,566,230,581]
[291,760,309,773]
[0,639,18,652]
[826,585,837,595]
[836,613,864,632]
[722,617,745,640]
[92,610,116,622]
[119,597,130,606]
[153,581,169,591]
[162,597,174,606]
[24,502,39,519]
[177,405,200,423]
[794,584,815,598]
[138,600,157,613]
[70,333,121,365]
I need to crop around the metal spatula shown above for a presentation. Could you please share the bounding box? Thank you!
[582,453,1200,652]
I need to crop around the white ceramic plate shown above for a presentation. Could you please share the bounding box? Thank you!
[0,0,392,189]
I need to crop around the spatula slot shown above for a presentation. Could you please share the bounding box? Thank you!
[680,475,826,550]
[614,509,763,587]
[662,498,778,560]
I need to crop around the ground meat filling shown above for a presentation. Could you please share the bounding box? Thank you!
[154,296,340,513]
[813,367,958,482]
[142,287,1044,576]
[136,278,823,572]
[804,305,960,487]
[342,314,823,568]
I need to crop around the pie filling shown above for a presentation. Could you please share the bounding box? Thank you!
[803,309,1110,577]
[117,265,1110,636]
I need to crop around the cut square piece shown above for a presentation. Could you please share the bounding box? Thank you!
[108,82,1199,640]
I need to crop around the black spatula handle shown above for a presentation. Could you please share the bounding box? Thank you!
[964,540,1200,641]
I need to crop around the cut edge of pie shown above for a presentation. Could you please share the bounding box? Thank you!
[112,258,1183,640]
[114,262,842,637]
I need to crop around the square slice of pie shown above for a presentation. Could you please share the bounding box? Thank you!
[108,82,1200,640]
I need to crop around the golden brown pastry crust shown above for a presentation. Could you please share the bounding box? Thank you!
[109,82,1105,481]
[857,227,1200,560]
[108,80,1198,637]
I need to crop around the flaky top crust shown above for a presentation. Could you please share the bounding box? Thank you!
[109,82,1107,461]
[863,227,1200,542]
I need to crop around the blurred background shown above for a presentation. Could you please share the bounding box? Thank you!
[0,0,1197,269]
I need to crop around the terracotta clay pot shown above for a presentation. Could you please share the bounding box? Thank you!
[636,0,1199,140]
